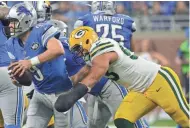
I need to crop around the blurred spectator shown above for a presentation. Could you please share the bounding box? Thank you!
[152,2,162,15]
[132,1,149,16]
[116,2,127,14]
[116,1,132,15]
[175,1,189,15]
[175,28,189,102]
[52,1,90,33]
[160,2,176,15]
[138,39,170,66]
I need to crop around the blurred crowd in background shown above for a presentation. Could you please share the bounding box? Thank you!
[51,1,189,32]
[6,1,189,32]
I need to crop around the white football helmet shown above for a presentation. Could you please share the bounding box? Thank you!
[6,2,37,37]
[50,19,68,37]
[91,1,116,15]
[25,1,52,23]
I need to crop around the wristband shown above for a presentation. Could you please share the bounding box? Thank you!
[30,56,40,66]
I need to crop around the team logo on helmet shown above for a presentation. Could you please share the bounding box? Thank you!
[74,30,86,39]
[17,5,33,16]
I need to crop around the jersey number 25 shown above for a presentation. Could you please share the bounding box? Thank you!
[96,24,124,42]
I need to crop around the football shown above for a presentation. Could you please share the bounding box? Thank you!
[14,70,32,86]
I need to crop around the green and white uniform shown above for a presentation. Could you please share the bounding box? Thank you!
[89,38,161,92]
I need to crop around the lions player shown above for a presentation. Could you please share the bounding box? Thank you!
[6,3,87,128]
[74,1,136,50]
[0,2,24,128]
[56,26,189,128]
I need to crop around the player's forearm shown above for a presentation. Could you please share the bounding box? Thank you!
[0,7,9,19]
[37,49,64,64]
[81,66,107,89]
[71,65,90,85]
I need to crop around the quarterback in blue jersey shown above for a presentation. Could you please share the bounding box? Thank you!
[0,2,24,128]
[74,1,136,50]
[6,3,87,128]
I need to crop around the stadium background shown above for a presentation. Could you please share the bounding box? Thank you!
[7,1,189,128]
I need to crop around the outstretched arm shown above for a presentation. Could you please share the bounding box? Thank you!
[55,52,118,112]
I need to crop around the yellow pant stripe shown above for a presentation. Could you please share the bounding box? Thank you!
[159,69,189,118]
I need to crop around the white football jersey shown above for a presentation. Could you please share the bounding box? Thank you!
[89,38,161,92]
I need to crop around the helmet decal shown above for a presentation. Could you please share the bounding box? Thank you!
[17,5,33,16]
[75,30,86,39]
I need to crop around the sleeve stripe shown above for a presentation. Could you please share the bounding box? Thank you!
[42,26,58,46]
[90,42,111,52]
[90,44,114,58]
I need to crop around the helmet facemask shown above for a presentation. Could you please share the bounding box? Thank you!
[91,1,116,15]
[4,18,23,37]
[71,44,88,65]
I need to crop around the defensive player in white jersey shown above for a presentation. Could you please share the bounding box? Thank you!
[55,26,189,128]
[73,2,149,128]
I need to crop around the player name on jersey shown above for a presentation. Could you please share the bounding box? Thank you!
[93,15,125,25]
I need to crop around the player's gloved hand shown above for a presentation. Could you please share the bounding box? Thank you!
[26,89,34,99]
[55,83,88,112]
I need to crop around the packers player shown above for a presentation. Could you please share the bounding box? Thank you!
[55,26,189,128]
[74,2,149,128]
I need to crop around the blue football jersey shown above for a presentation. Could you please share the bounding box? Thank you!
[74,12,136,49]
[59,37,108,96]
[6,37,25,62]
[7,22,72,94]
[0,21,10,66]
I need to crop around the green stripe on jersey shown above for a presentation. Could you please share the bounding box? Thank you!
[90,44,114,58]
[91,41,111,53]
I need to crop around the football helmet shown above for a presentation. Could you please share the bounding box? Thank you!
[25,1,52,22]
[91,1,116,15]
[69,26,98,56]
[6,2,37,37]
[50,19,68,37]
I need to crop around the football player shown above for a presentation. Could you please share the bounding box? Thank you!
[55,26,189,128]
[52,19,148,128]
[74,2,148,128]
[74,1,136,50]
[0,2,24,128]
[6,3,87,128]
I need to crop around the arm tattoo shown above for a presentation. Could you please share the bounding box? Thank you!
[0,7,9,19]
